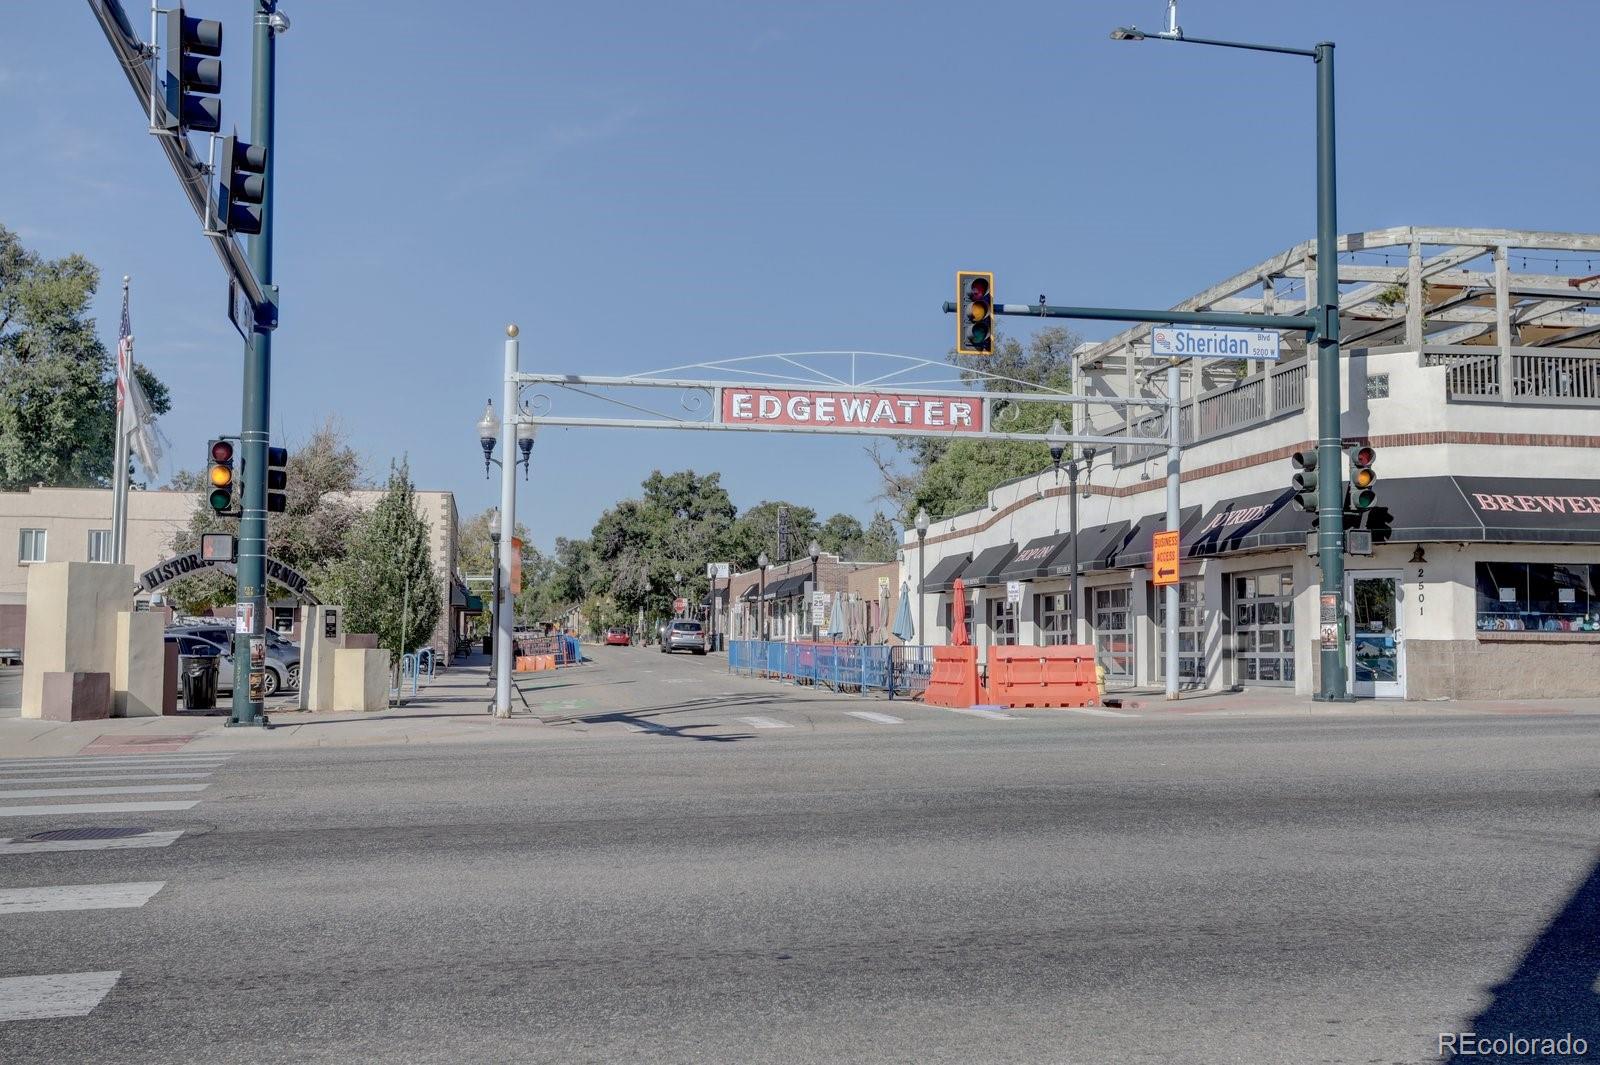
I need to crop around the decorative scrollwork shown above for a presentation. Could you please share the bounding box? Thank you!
[524,392,554,417]
[679,387,713,418]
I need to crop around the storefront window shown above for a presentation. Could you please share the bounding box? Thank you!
[1233,570,1295,686]
[1476,562,1600,632]
[987,598,1018,645]
[942,597,974,635]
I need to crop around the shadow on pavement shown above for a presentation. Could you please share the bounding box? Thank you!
[1446,852,1600,1063]
[582,712,750,742]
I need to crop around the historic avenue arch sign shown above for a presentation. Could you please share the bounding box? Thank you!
[137,552,322,605]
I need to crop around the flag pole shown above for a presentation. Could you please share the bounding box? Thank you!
[111,275,132,564]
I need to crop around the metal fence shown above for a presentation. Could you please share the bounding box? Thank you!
[1422,345,1600,403]
[727,640,932,699]
[1114,359,1308,465]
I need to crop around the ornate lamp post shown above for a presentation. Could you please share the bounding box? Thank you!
[913,508,930,646]
[1049,418,1095,641]
[807,538,822,642]
[757,551,769,641]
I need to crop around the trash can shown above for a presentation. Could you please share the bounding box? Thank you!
[179,655,219,711]
[482,634,492,655]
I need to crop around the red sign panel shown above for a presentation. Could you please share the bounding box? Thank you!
[720,389,984,433]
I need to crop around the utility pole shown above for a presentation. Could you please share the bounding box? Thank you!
[494,326,520,718]
[111,275,132,563]
[230,1,281,727]
[1164,357,1181,699]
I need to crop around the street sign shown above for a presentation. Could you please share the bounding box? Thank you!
[1006,580,1022,605]
[673,596,687,614]
[228,278,253,341]
[878,575,891,598]
[1152,325,1280,361]
[707,562,730,579]
[1152,530,1181,586]
[811,591,828,626]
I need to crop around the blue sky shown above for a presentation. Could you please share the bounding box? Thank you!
[5,1,1597,551]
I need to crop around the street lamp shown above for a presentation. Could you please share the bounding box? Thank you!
[1058,443,1097,641]
[757,550,769,642]
[913,507,930,647]
[1110,3,1348,699]
[674,571,684,618]
[486,506,500,688]
[807,538,822,642]
[475,398,536,480]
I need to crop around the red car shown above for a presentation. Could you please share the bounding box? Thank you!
[603,628,631,646]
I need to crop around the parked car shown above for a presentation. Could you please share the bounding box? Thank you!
[660,620,707,655]
[603,628,632,646]
[163,629,297,696]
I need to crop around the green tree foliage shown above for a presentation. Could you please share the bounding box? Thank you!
[321,461,441,658]
[456,508,561,633]
[164,419,364,613]
[583,469,737,622]
[0,224,170,490]
[873,327,1081,521]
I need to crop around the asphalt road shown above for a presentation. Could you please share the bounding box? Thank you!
[3,646,1598,1063]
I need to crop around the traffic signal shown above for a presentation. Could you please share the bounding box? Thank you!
[206,439,235,514]
[956,271,994,355]
[1290,449,1319,513]
[1348,444,1377,510]
[266,446,288,513]
[217,135,267,236]
[163,6,223,135]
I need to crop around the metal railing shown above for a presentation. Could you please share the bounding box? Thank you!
[1114,358,1308,464]
[1422,345,1600,404]
[727,640,932,699]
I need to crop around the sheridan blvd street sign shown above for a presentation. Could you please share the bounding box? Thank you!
[1152,325,1280,360]
[720,388,984,433]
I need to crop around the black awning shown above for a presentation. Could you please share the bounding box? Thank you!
[766,574,808,599]
[1188,489,1308,557]
[739,583,760,601]
[923,551,971,593]
[1041,520,1132,576]
[961,543,1019,587]
[1446,477,1600,544]
[997,533,1071,582]
[1112,505,1204,568]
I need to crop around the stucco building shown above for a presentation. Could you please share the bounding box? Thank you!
[0,485,467,661]
[902,227,1600,699]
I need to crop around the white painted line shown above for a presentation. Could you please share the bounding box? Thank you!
[0,971,121,1021]
[0,881,164,914]
[0,831,184,856]
[738,716,792,729]
[0,772,214,783]
[0,801,200,818]
[1063,707,1138,718]
[0,784,210,800]
[937,706,1018,720]
[846,711,904,725]
[0,756,228,769]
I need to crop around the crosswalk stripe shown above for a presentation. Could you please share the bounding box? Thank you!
[0,772,214,783]
[0,971,121,1021]
[937,706,1018,720]
[0,784,209,800]
[0,800,200,817]
[0,831,184,855]
[738,716,793,729]
[846,711,904,725]
[0,881,164,914]
[0,756,229,769]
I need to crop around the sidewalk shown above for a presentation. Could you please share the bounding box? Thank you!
[0,658,592,760]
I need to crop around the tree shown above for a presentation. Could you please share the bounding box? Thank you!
[584,469,737,622]
[456,508,561,634]
[872,327,1080,521]
[321,460,441,658]
[0,224,171,491]
[164,419,365,613]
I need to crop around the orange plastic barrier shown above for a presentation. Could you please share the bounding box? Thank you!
[923,646,982,708]
[512,654,558,673]
[986,644,1100,708]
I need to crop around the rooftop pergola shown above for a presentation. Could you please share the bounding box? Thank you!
[1078,227,1600,385]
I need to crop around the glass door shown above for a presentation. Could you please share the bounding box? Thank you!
[1093,586,1134,686]
[1349,572,1405,698]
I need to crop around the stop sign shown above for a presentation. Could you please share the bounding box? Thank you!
[673,597,687,613]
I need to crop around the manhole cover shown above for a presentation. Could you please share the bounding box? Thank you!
[23,827,152,842]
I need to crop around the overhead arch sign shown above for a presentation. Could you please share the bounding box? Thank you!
[137,552,322,605]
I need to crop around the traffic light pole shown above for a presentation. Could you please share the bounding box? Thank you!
[229,1,278,727]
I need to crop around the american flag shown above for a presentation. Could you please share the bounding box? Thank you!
[117,280,168,478]
[116,282,132,415]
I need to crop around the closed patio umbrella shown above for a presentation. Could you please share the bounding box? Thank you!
[892,582,916,643]
[827,592,847,638]
[949,577,969,646]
